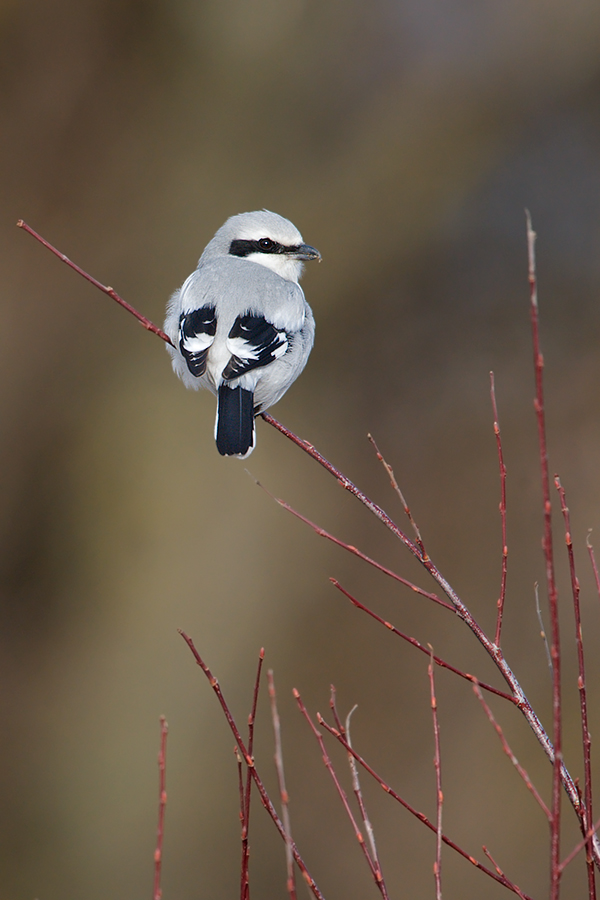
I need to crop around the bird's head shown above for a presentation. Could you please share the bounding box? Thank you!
[201,210,321,283]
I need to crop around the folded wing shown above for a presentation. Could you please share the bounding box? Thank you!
[179,305,217,376]
[223,313,289,380]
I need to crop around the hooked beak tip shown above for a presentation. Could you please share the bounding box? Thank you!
[293,243,321,262]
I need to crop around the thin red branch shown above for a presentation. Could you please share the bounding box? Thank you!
[428,650,443,900]
[153,716,168,900]
[329,685,345,735]
[331,578,516,703]
[294,690,389,899]
[239,648,264,900]
[251,478,451,610]
[490,373,508,647]
[482,847,529,900]
[268,670,297,900]
[473,683,550,819]
[527,212,562,898]
[16,220,174,345]
[260,412,421,562]
[179,632,326,900]
[317,715,532,899]
[562,817,600,873]
[555,478,596,898]
[587,534,600,605]
[368,434,427,559]
[234,747,250,900]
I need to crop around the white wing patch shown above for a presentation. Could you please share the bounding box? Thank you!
[222,314,289,381]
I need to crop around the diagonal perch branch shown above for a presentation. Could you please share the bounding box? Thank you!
[17,220,174,346]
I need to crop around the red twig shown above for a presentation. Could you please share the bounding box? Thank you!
[239,648,264,900]
[428,649,443,900]
[317,715,532,899]
[329,685,345,734]
[368,434,427,559]
[294,690,389,899]
[331,578,516,703]
[527,211,562,898]
[16,220,174,345]
[179,632,326,900]
[235,747,246,868]
[153,716,168,900]
[260,412,423,565]
[473,683,550,819]
[490,373,508,647]
[587,534,600,605]
[234,746,250,900]
[251,478,452,611]
[562,817,600,873]
[267,670,297,900]
[555,478,596,897]
[482,847,529,900]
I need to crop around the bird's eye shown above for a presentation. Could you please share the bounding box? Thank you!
[258,238,275,251]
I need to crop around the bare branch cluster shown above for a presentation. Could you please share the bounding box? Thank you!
[19,215,600,899]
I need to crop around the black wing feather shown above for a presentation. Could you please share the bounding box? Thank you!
[179,306,217,377]
[222,313,288,380]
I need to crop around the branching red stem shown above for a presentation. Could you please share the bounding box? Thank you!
[20,219,599,872]
[562,817,600,873]
[331,579,516,703]
[294,690,389,899]
[473,683,550,819]
[251,478,451,610]
[317,715,532,899]
[179,632,326,900]
[368,433,427,559]
[482,847,529,900]
[260,411,591,854]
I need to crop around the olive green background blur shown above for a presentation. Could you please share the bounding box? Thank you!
[3,1,600,897]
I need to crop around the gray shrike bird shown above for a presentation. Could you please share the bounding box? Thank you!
[164,210,320,457]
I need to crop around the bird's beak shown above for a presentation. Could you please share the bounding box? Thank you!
[289,243,322,262]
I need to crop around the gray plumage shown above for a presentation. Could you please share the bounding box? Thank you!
[164,210,320,457]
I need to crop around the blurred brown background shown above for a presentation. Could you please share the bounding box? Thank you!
[3,1,600,897]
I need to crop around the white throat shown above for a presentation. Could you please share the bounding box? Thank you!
[244,252,303,284]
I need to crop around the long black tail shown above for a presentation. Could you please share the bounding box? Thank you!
[215,385,255,457]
